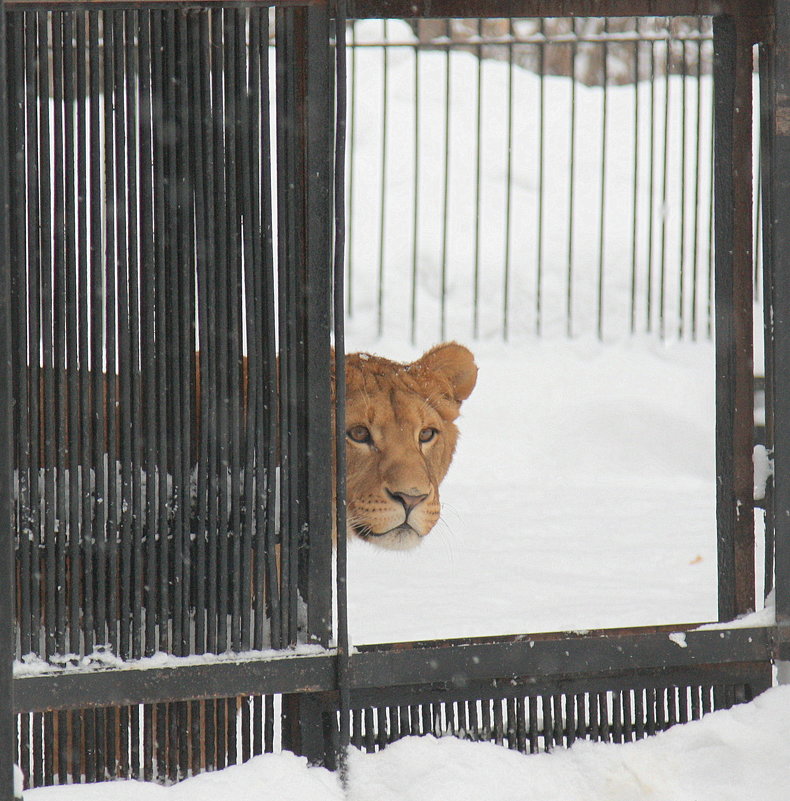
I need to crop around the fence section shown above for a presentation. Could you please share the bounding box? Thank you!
[0,0,779,796]
[5,2,339,784]
[343,17,722,343]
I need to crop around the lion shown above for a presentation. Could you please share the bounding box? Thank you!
[343,342,478,550]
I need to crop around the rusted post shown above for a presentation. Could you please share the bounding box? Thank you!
[713,13,755,622]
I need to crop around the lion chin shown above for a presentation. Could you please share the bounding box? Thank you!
[343,342,478,550]
[352,523,423,552]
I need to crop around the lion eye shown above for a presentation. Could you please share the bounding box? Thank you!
[347,425,372,444]
[419,427,438,443]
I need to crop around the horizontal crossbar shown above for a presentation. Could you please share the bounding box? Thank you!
[344,0,771,20]
[2,0,772,19]
[4,1,321,8]
[13,624,774,713]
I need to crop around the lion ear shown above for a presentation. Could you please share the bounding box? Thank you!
[415,342,478,403]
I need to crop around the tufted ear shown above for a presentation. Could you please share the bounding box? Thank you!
[415,342,478,403]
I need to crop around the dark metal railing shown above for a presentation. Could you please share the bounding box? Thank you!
[344,17,721,342]
[3,2,344,786]
[0,0,782,797]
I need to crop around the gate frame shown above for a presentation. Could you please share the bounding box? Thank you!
[0,0,788,795]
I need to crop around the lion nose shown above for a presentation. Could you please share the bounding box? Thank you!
[387,489,429,514]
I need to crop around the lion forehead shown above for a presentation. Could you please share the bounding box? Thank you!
[345,355,457,423]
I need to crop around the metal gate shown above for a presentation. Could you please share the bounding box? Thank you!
[0,0,788,796]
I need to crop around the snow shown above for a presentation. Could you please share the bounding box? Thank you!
[754,444,773,502]
[23,686,790,801]
[14,644,325,677]
[21,18,784,801]
[346,338,725,644]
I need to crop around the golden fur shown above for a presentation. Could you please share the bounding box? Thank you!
[343,342,477,550]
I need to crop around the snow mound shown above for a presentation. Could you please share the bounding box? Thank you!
[347,685,790,801]
[23,686,790,801]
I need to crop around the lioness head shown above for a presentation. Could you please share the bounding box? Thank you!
[343,342,477,550]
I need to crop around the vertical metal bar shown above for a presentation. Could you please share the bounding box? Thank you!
[347,23,356,319]
[10,9,30,666]
[598,691,610,742]
[304,2,333,648]
[536,19,545,337]
[177,8,194,666]
[588,689,600,740]
[646,38,656,332]
[472,19,483,339]
[0,1,17,796]
[275,6,290,649]
[658,36,672,339]
[136,12,156,778]
[32,711,42,786]
[139,6,157,663]
[597,20,608,341]
[678,685,690,723]
[493,699,503,747]
[630,25,640,335]
[376,20,388,339]
[611,691,623,743]
[334,0,350,780]
[162,8,183,666]
[759,39,775,601]
[691,22,704,341]
[565,19,576,338]
[52,11,68,671]
[89,8,108,653]
[126,9,143,664]
[707,75,715,341]
[439,19,451,342]
[713,14,755,621]
[678,39,688,339]
[574,693,585,742]
[237,5,255,657]
[167,10,188,775]
[223,7,243,655]
[410,31,419,344]
[690,685,702,720]
[254,5,280,652]
[19,29,33,718]
[24,10,41,664]
[565,693,576,746]
[115,7,131,662]
[211,7,230,656]
[62,9,81,663]
[37,9,57,664]
[7,5,23,782]
[189,8,210,656]
[103,7,119,658]
[206,5,221,660]
[275,6,299,648]
[769,0,790,628]
[150,7,169,662]
[527,696,538,753]
[622,689,633,742]
[503,19,514,340]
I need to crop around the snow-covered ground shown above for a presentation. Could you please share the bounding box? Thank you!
[23,18,784,801]
[346,337,723,644]
[25,686,790,801]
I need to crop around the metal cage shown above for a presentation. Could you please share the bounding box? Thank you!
[0,0,788,796]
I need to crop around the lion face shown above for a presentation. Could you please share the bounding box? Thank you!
[343,342,477,550]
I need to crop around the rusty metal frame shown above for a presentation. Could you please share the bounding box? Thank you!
[12,624,774,712]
